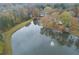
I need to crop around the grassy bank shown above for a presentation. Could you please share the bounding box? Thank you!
[3,19,32,55]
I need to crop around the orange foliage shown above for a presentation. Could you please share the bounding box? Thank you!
[57,24,65,32]
[32,8,40,17]
[71,17,79,31]
[40,16,54,29]
[71,17,79,36]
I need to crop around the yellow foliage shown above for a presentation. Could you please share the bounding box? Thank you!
[59,11,72,27]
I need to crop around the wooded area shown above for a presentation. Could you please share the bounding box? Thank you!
[0,3,79,54]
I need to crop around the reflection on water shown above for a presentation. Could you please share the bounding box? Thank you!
[40,25,79,49]
[11,20,79,55]
[50,41,54,47]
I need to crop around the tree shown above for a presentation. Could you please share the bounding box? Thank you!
[73,4,79,17]
[36,5,45,9]
[51,11,59,19]
[54,3,68,9]
[59,11,72,27]
[32,8,40,17]
[44,6,53,15]
[40,16,54,29]
[0,33,3,41]
[0,16,8,31]
[0,11,15,31]
[71,17,78,31]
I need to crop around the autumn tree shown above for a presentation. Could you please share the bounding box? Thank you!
[51,11,59,20]
[40,16,54,29]
[44,6,53,15]
[59,11,72,27]
[32,8,40,17]
[71,17,79,31]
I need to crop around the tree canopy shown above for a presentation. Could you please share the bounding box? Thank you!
[59,11,72,27]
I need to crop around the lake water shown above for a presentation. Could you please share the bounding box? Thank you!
[11,21,79,55]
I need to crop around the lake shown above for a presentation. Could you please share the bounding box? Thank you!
[11,21,79,55]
